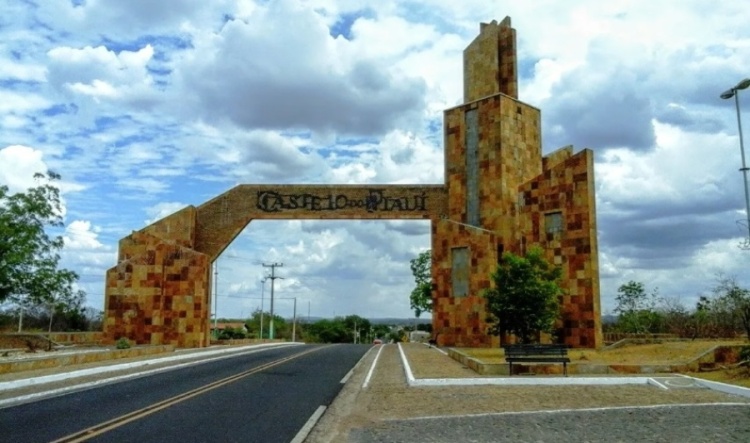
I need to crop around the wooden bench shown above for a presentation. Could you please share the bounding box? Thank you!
[503,344,570,376]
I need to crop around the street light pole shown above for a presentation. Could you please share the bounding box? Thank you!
[721,78,750,247]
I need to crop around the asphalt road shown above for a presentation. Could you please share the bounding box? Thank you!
[1,343,371,443]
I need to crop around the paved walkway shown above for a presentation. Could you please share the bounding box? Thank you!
[308,343,750,442]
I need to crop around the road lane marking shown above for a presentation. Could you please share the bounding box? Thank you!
[362,344,386,388]
[342,344,376,384]
[50,346,326,443]
[290,405,326,443]
[0,342,303,393]
[0,343,305,409]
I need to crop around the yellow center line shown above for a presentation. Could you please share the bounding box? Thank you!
[51,345,326,443]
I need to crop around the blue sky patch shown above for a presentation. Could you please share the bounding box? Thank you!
[330,10,374,39]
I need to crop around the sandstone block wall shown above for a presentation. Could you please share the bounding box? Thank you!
[431,17,601,348]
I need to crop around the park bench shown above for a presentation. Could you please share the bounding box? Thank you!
[503,344,570,376]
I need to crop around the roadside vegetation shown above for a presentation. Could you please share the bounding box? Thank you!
[0,172,92,333]
[214,312,407,344]
[607,275,750,340]
[408,250,432,319]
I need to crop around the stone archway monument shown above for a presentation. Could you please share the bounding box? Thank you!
[104,17,603,348]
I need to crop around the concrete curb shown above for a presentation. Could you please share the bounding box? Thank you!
[677,374,750,399]
[0,342,302,392]
[398,343,750,397]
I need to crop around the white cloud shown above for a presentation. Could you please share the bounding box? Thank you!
[3,0,750,321]
[47,45,156,104]
[64,220,104,250]
[172,0,426,136]
[0,90,49,113]
[0,145,48,193]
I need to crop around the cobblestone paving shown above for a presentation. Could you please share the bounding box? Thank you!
[349,403,750,442]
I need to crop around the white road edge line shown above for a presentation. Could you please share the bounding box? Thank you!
[0,342,302,392]
[341,344,375,384]
[290,405,326,443]
[0,344,303,409]
[397,343,415,385]
[362,344,385,388]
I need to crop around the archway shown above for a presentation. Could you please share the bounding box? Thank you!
[103,18,603,348]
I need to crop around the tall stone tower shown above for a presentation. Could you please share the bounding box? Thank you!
[432,17,602,347]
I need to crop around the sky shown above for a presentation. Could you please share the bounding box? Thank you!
[1,0,749,322]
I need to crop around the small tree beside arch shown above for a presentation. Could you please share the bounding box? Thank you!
[483,247,563,344]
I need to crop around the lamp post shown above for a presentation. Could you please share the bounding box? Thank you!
[721,78,750,246]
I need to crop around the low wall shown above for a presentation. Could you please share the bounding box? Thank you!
[209,338,286,346]
[448,345,746,376]
[0,345,175,375]
[47,332,104,344]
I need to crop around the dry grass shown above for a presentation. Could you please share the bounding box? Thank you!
[458,340,750,388]
[458,340,748,365]
[690,368,750,388]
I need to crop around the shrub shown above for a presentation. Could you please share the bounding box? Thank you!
[740,346,750,363]
[218,328,246,340]
[115,337,131,349]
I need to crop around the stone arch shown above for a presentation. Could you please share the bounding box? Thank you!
[103,18,603,348]
[104,186,447,347]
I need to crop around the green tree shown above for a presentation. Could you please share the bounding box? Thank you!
[614,281,660,333]
[483,247,563,344]
[243,310,290,339]
[304,318,349,343]
[409,250,432,318]
[711,274,750,341]
[342,314,370,343]
[0,172,84,324]
[372,324,392,340]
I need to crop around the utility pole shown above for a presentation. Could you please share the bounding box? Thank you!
[292,297,297,342]
[213,262,219,334]
[262,262,283,339]
[260,278,266,340]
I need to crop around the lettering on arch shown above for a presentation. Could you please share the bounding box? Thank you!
[255,189,429,213]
